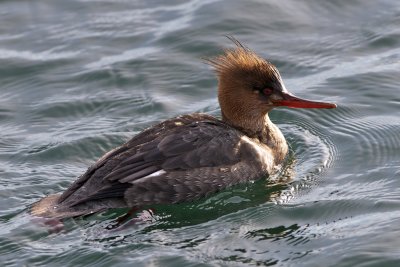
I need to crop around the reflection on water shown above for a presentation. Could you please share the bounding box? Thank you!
[1,0,400,266]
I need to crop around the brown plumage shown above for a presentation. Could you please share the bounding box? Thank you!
[31,38,336,219]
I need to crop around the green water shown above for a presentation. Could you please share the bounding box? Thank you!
[1,0,400,266]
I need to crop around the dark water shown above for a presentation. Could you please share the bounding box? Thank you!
[1,0,400,266]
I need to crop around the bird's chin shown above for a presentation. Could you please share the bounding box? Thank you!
[260,106,274,115]
[264,102,275,111]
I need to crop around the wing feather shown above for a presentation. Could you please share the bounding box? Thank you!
[59,114,245,207]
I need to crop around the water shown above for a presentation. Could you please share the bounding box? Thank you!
[1,0,400,266]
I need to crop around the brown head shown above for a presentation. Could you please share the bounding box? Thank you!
[206,38,336,132]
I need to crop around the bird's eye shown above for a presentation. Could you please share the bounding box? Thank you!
[263,88,273,96]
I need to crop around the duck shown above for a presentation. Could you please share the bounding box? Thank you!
[31,38,336,219]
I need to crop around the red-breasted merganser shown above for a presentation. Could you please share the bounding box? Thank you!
[32,39,336,219]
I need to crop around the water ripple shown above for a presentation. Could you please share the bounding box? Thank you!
[0,48,80,61]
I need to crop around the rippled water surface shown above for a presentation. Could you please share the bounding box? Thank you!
[1,0,400,266]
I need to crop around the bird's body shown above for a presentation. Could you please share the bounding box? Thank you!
[32,39,335,219]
